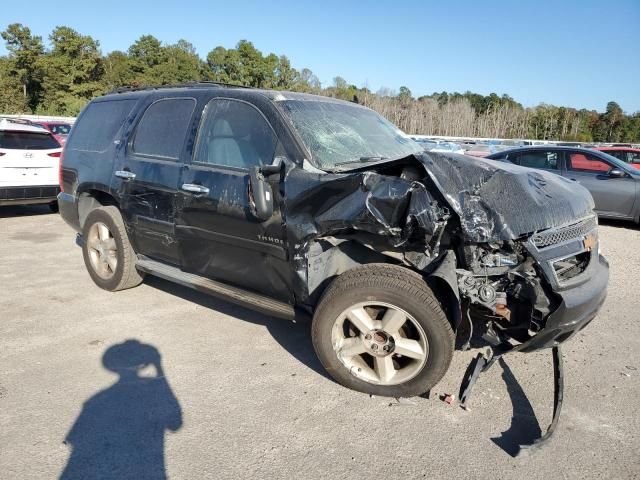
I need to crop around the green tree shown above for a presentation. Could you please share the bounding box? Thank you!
[206,40,279,88]
[0,56,29,113]
[37,26,105,115]
[1,23,44,111]
[102,50,135,89]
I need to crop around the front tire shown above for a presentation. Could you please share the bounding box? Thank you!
[81,206,144,291]
[312,264,454,397]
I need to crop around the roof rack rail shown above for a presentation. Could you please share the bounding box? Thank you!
[0,116,34,125]
[110,81,254,94]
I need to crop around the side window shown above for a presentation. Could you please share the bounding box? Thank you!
[132,98,195,160]
[628,152,640,165]
[567,153,611,173]
[67,99,137,152]
[607,151,627,162]
[194,99,277,169]
[513,151,559,170]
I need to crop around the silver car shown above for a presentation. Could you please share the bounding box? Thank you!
[487,146,640,224]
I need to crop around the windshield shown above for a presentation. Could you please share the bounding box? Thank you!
[277,100,422,170]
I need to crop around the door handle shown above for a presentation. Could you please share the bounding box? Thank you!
[181,183,210,195]
[115,170,136,180]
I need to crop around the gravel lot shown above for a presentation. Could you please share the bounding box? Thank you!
[1,205,638,479]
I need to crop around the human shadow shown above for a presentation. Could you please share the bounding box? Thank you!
[490,358,542,457]
[144,275,330,381]
[60,340,182,480]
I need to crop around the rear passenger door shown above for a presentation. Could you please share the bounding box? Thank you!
[175,98,291,301]
[563,151,636,218]
[115,96,196,265]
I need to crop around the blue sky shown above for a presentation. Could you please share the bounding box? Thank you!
[2,0,639,112]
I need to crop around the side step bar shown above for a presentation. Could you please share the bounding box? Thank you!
[136,257,297,321]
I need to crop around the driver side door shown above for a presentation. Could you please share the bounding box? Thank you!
[175,98,292,301]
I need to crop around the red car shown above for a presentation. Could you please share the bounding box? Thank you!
[32,121,72,146]
[594,147,640,170]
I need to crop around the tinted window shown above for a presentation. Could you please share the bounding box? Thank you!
[194,99,276,168]
[513,151,559,169]
[0,130,60,150]
[132,98,195,160]
[67,99,137,152]
[628,152,640,164]
[605,150,627,162]
[0,131,60,150]
[568,152,611,173]
[48,124,71,135]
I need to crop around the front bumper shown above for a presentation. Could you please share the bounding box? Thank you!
[0,185,60,206]
[519,253,609,352]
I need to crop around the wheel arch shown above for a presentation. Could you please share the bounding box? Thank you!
[305,240,461,333]
[77,189,120,229]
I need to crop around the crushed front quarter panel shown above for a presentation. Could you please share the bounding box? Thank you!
[282,165,447,302]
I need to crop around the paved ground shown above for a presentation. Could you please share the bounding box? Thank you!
[0,205,638,479]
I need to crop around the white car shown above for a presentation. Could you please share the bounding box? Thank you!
[0,119,62,210]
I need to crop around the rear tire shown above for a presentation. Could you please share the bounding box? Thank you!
[49,201,59,213]
[312,264,454,397]
[81,206,144,291]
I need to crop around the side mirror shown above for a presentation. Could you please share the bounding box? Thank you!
[248,166,274,221]
[260,155,285,175]
[608,168,626,178]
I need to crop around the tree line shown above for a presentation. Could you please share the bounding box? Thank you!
[1,23,638,143]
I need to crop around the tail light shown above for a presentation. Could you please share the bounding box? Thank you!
[58,150,65,192]
[48,151,62,157]
[0,152,5,156]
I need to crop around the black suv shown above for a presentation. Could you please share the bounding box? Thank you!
[58,83,608,398]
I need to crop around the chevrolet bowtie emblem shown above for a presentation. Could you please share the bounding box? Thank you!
[583,232,597,251]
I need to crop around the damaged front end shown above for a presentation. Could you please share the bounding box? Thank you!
[287,152,607,358]
[284,150,608,450]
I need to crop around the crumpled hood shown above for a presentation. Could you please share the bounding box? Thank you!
[416,152,596,242]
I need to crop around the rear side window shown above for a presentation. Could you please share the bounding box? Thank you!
[605,150,627,162]
[628,152,640,164]
[67,99,137,152]
[568,153,611,173]
[48,124,71,135]
[513,151,559,170]
[131,98,196,160]
[0,131,59,150]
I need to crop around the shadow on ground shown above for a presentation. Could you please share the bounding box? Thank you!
[145,275,330,381]
[60,339,182,480]
[490,358,542,457]
[599,218,640,230]
[0,204,55,218]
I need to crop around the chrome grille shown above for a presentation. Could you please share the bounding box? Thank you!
[531,216,597,248]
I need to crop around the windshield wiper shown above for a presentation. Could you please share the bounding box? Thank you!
[334,156,389,167]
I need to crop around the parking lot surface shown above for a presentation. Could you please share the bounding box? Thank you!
[1,205,639,479]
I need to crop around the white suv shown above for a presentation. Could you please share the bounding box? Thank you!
[0,118,62,210]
